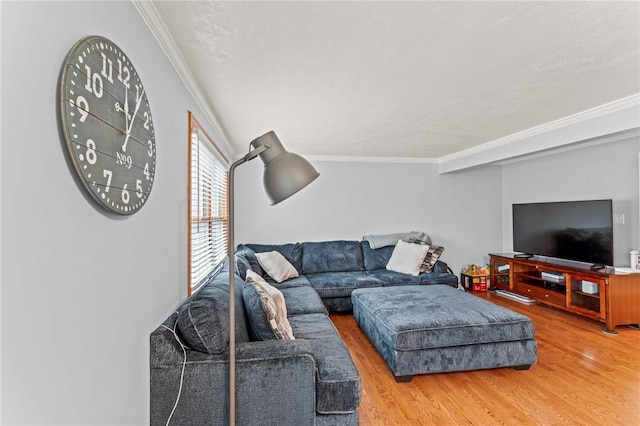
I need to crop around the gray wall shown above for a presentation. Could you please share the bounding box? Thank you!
[0,2,227,424]
[502,135,640,267]
[234,160,504,273]
[235,134,640,272]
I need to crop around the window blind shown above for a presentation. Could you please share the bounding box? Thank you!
[188,113,228,295]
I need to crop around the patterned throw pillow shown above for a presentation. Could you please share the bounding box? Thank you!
[243,270,295,340]
[420,245,445,273]
[407,237,445,273]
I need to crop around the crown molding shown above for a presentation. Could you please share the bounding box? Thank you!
[439,94,640,173]
[132,0,235,157]
[304,155,439,164]
[497,127,640,166]
[442,94,640,162]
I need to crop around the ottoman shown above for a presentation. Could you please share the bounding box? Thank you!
[351,285,537,382]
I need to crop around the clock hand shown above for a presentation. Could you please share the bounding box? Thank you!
[123,86,129,133]
[122,88,144,152]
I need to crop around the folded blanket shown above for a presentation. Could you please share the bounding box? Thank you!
[363,231,431,249]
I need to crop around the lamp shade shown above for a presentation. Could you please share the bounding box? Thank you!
[250,131,320,205]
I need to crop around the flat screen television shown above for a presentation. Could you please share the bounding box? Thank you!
[512,199,613,266]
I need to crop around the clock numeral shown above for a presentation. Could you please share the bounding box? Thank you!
[134,84,142,103]
[86,139,97,165]
[74,96,89,122]
[117,59,131,89]
[84,65,104,99]
[100,53,114,84]
[144,163,151,180]
[122,184,130,205]
[143,111,151,130]
[147,140,153,157]
[103,169,112,192]
[136,179,143,198]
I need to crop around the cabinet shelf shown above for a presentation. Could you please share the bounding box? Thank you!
[514,272,566,293]
[573,291,599,299]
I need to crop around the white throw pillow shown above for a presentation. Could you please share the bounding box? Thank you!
[386,239,430,276]
[245,270,295,340]
[255,251,299,283]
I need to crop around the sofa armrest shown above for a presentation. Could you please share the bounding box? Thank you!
[151,339,317,426]
[432,260,451,274]
[236,340,317,425]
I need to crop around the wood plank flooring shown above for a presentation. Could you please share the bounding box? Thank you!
[330,291,640,425]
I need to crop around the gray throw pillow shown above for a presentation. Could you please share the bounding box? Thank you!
[176,297,229,354]
[236,245,263,277]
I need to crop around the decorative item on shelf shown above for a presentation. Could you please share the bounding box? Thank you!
[460,264,490,292]
[59,35,155,215]
[497,264,510,273]
[580,280,599,295]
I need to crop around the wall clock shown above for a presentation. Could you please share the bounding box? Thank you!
[59,35,155,215]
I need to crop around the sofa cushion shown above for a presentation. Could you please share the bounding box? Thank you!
[243,271,295,340]
[255,251,299,283]
[270,274,313,289]
[280,286,329,316]
[176,271,251,353]
[302,241,365,274]
[244,243,303,272]
[386,240,430,276]
[288,313,361,414]
[176,293,229,354]
[236,245,263,278]
[361,241,395,270]
[234,252,253,281]
[306,271,383,299]
[367,269,458,286]
[365,269,424,285]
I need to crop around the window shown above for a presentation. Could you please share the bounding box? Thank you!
[188,112,229,295]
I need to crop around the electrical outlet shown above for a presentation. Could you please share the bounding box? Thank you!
[613,213,625,224]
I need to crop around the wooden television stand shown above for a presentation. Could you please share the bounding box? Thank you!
[489,253,640,334]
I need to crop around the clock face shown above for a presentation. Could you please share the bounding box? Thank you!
[60,35,155,215]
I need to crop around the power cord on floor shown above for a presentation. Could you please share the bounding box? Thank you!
[160,313,187,426]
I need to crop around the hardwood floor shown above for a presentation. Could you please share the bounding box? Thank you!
[331,291,640,425]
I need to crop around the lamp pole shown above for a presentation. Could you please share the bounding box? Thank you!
[227,144,269,426]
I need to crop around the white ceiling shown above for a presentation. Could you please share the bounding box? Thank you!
[136,1,640,167]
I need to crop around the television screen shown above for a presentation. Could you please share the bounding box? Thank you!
[512,199,613,266]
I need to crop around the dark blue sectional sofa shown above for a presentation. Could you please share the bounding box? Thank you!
[236,240,458,312]
[150,239,458,425]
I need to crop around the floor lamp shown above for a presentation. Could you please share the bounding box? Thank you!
[227,131,319,425]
